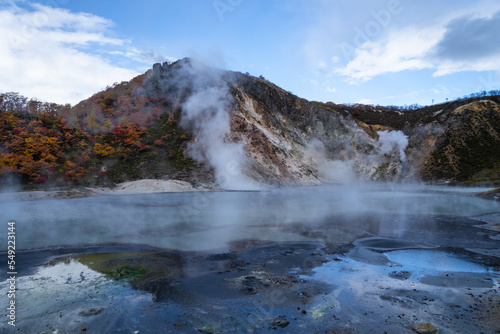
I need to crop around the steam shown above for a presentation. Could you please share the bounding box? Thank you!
[376,130,409,161]
[319,160,358,183]
[2,184,500,252]
[306,139,358,184]
[305,129,409,184]
[177,60,260,190]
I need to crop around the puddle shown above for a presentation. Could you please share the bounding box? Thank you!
[0,259,154,333]
[34,258,104,284]
[387,250,490,273]
[354,237,437,251]
[387,250,497,288]
[306,247,499,332]
[314,249,497,290]
[1,242,499,333]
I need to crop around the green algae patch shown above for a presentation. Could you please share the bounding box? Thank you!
[108,265,147,281]
[72,251,184,288]
[73,252,154,276]
[77,252,153,267]
[45,251,187,302]
[197,325,218,333]
[311,306,329,320]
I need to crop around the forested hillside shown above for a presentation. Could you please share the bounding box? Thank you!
[0,85,206,188]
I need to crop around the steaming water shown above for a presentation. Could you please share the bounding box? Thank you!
[1,184,499,251]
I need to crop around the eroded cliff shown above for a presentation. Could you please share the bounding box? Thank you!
[145,59,409,187]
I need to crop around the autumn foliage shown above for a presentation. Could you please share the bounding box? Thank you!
[0,85,194,188]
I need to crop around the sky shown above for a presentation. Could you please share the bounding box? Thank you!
[1,0,500,106]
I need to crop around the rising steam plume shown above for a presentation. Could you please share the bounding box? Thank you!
[156,59,259,190]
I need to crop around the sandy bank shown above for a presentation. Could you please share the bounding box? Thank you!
[0,188,93,201]
[93,179,203,195]
[0,179,207,201]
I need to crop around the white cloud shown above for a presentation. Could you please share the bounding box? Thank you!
[0,3,140,105]
[326,86,337,93]
[305,1,500,84]
[335,26,442,83]
[432,56,500,77]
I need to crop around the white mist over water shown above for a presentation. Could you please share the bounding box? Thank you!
[0,184,499,252]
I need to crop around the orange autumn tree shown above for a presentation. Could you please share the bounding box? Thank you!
[0,83,196,187]
[0,111,60,182]
[0,97,91,184]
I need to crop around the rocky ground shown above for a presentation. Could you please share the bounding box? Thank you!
[1,229,499,333]
[478,188,500,201]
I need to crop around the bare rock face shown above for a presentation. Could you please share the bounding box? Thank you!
[405,99,500,183]
[227,73,408,185]
[144,59,410,187]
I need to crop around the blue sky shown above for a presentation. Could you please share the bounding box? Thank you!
[1,0,500,106]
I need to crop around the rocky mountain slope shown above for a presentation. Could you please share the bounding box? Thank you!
[143,59,409,188]
[345,96,500,184]
[1,58,499,188]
